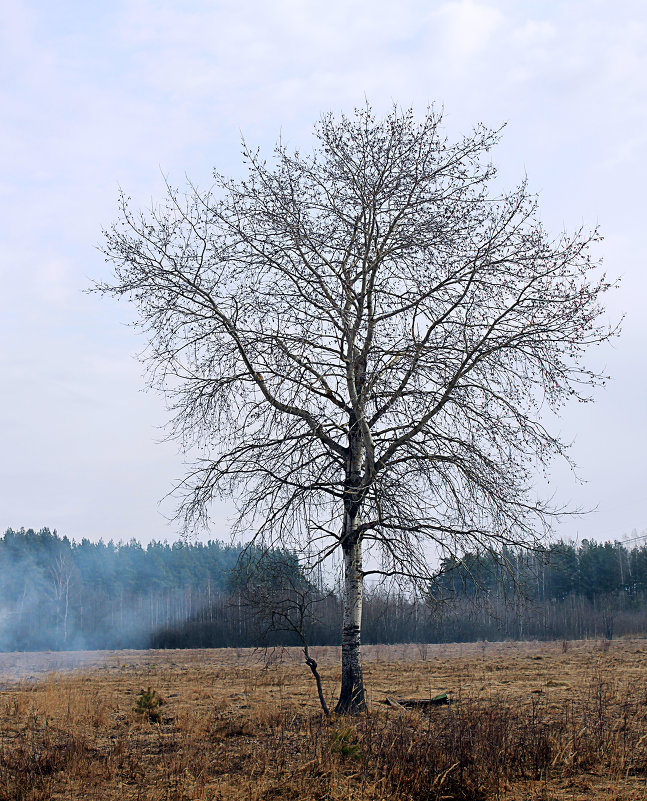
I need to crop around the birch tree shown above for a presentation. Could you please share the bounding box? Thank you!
[98,105,616,713]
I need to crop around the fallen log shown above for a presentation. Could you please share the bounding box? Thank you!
[384,692,450,709]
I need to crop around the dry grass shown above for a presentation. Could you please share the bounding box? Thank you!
[0,639,646,800]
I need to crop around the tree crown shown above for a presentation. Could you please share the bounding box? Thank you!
[98,104,616,585]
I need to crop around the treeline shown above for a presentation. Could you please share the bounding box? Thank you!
[1,528,647,651]
[429,540,647,642]
[0,527,242,651]
[153,538,647,648]
[436,540,647,602]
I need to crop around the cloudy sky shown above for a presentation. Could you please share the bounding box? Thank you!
[1,0,645,545]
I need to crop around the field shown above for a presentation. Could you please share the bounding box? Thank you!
[1,639,646,800]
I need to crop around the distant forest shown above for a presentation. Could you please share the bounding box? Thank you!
[1,527,646,652]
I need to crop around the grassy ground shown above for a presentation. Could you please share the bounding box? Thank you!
[0,639,646,800]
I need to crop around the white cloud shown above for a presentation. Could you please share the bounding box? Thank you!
[432,1,503,67]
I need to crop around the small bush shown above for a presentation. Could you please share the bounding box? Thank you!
[329,725,361,760]
[134,687,164,723]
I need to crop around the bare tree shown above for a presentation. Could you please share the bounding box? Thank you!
[97,105,617,713]
[47,551,77,646]
[235,550,332,715]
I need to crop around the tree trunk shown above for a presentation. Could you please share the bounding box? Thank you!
[335,522,365,714]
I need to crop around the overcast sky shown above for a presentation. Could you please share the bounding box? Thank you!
[1,0,645,546]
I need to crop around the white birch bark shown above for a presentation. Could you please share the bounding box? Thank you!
[336,512,365,712]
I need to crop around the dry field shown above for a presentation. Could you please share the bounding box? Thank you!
[1,639,646,801]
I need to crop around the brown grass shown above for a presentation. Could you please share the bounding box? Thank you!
[0,639,646,800]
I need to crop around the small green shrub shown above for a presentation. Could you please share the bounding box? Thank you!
[134,687,164,723]
[329,725,361,760]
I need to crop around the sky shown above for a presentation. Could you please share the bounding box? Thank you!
[0,0,645,546]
